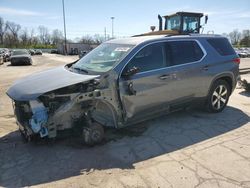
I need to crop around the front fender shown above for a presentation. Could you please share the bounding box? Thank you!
[91,100,119,128]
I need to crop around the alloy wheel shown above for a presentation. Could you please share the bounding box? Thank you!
[211,85,228,110]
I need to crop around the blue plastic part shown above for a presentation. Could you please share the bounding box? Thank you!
[39,127,48,137]
[29,103,48,137]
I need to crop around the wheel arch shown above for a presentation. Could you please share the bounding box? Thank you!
[209,72,235,95]
[91,99,119,128]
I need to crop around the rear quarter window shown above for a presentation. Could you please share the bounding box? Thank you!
[207,38,235,56]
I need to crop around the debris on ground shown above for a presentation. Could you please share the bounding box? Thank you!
[239,79,250,91]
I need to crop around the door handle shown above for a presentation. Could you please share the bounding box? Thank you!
[159,74,171,80]
[202,65,209,71]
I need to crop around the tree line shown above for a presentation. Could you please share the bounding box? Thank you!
[1,16,249,49]
[0,17,65,49]
[225,29,250,47]
[0,17,105,49]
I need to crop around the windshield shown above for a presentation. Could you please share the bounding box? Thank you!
[12,50,29,56]
[167,15,181,30]
[72,43,134,73]
[183,16,199,33]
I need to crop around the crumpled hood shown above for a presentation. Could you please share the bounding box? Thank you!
[7,66,99,101]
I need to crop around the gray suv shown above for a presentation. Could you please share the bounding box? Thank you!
[7,34,239,144]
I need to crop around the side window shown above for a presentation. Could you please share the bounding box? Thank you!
[165,41,204,66]
[207,38,235,56]
[125,43,165,73]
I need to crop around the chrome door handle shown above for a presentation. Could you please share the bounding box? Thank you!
[203,65,209,71]
[159,74,171,80]
[159,73,177,80]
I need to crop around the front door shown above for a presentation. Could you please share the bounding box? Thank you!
[119,42,171,123]
[118,40,206,124]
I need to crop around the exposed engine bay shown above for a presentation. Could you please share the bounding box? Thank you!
[12,77,121,142]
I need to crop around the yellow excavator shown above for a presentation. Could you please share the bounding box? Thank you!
[135,12,208,36]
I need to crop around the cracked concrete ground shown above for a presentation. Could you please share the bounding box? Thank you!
[0,55,250,188]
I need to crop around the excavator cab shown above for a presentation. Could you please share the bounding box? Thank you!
[135,12,208,36]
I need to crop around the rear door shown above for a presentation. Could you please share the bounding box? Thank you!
[163,40,207,104]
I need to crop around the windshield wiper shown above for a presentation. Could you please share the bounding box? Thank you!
[72,67,88,74]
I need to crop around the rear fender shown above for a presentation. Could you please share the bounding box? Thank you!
[207,72,235,96]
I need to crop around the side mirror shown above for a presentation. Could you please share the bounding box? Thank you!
[205,15,208,24]
[122,66,140,77]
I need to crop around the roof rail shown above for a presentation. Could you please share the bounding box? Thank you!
[189,33,222,37]
[164,34,190,37]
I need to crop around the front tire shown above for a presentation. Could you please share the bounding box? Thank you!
[82,123,104,146]
[206,80,230,113]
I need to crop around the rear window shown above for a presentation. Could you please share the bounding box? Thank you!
[207,38,235,56]
[12,50,29,56]
[165,41,204,66]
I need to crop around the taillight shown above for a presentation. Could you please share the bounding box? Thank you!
[233,58,240,64]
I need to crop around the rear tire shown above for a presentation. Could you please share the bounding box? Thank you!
[82,123,104,146]
[206,80,230,113]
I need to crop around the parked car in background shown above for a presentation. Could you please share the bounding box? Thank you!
[7,35,239,145]
[234,47,250,58]
[0,50,4,64]
[35,49,43,55]
[0,54,3,65]
[4,51,11,62]
[28,49,35,56]
[10,49,32,65]
[50,49,58,54]
[245,48,250,57]
[0,48,11,62]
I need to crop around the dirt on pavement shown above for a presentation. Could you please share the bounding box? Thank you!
[0,54,250,188]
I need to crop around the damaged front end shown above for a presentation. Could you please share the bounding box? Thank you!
[14,100,48,140]
[11,80,102,140]
[8,72,123,143]
[6,65,122,142]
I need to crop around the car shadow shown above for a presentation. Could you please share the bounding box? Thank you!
[6,63,32,66]
[239,90,250,97]
[0,106,249,187]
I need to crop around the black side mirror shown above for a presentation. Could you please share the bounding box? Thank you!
[122,66,140,77]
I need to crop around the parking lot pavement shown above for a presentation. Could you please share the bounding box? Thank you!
[240,58,250,70]
[0,54,250,188]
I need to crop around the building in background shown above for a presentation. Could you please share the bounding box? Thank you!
[57,43,98,55]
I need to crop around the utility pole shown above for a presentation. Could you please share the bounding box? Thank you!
[104,27,107,41]
[111,17,115,38]
[62,0,67,55]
